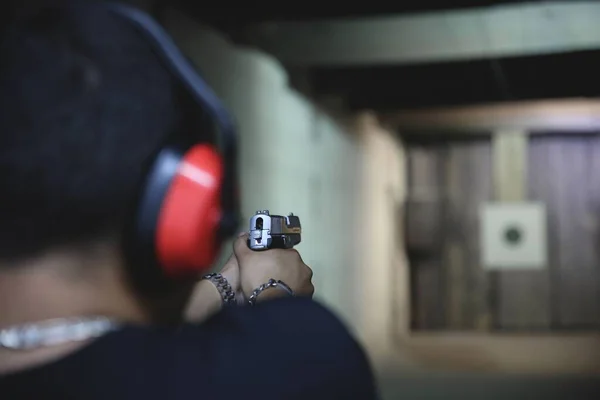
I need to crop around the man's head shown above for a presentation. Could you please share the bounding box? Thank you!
[0,3,195,321]
[0,4,180,263]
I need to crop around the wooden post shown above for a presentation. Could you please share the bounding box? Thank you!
[491,130,550,329]
[493,130,528,201]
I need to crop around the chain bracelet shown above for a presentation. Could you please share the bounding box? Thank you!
[248,279,295,306]
[203,273,236,305]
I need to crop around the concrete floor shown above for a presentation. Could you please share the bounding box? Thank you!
[378,372,600,400]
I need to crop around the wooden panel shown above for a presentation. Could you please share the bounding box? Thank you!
[529,135,600,328]
[407,145,445,330]
[405,200,442,253]
[495,270,551,329]
[413,260,444,330]
[444,242,466,329]
[443,141,494,330]
[406,147,442,254]
[407,139,493,330]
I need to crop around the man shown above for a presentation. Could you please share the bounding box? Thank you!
[0,2,378,399]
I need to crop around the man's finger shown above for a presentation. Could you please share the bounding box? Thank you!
[233,232,251,258]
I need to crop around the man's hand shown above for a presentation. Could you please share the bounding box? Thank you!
[219,252,240,297]
[233,233,314,302]
[184,249,241,322]
[184,233,314,321]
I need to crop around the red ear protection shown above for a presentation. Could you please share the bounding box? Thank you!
[156,145,223,275]
[107,4,240,279]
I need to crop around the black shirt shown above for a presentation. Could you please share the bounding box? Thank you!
[0,298,378,399]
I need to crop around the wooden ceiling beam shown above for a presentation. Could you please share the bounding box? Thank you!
[380,98,600,133]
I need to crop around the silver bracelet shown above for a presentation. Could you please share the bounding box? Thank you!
[203,273,236,305]
[248,279,295,306]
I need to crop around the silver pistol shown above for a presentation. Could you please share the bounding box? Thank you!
[248,210,301,250]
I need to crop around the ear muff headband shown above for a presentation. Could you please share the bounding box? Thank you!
[103,3,240,275]
[104,3,239,231]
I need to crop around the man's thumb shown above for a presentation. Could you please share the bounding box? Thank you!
[233,232,251,258]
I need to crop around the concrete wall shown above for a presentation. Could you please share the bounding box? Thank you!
[163,10,365,330]
[355,114,409,359]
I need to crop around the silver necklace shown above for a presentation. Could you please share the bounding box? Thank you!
[0,317,120,350]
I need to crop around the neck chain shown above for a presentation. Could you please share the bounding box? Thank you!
[0,317,120,350]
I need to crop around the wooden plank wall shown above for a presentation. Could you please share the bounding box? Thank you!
[406,144,444,329]
[529,134,600,329]
[406,137,494,330]
[405,134,600,331]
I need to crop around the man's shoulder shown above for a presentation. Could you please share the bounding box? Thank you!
[206,297,349,333]
[179,298,378,399]
[188,297,358,353]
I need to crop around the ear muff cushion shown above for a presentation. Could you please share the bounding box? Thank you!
[156,144,223,276]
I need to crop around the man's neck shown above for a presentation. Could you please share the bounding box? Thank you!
[0,248,150,374]
[0,251,150,328]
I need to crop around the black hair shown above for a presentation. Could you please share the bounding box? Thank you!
[0,2,183,263]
